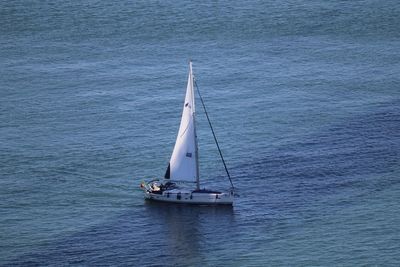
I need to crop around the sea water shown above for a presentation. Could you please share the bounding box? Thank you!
[1,1,399,266]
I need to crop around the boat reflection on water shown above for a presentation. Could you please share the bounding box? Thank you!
[143,201,235,266]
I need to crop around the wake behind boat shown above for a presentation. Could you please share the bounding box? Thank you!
[140,61,235,205]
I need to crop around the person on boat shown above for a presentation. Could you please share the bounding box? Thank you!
[151,183,160,191]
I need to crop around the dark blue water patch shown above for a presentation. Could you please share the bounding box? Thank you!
[3,203,235,266]
[233,99,400,212]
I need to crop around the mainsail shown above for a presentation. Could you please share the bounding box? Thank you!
[164,62,199,183]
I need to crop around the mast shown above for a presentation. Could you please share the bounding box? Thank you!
[190,61,200,190]
[165,61,199,184]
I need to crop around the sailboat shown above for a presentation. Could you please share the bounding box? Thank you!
[140,61,235,205]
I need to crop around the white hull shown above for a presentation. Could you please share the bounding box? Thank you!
[143,189,234,205]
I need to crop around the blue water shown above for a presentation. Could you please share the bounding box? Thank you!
[1,0,400,266]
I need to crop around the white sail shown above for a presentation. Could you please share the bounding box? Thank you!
[165,62,199,182]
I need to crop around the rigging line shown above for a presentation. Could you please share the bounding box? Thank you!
[194,80,235,190]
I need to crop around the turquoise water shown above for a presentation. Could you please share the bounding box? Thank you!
[1,1,400,266]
